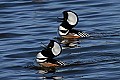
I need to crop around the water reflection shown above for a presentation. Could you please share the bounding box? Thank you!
[39,76,63,80]
[55,37,82,48]
[37,64,63,80]
[32,0,45,3]
[37,66,56,74]
[26,59,64,79]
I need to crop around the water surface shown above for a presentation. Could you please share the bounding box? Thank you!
[0,0,120,80]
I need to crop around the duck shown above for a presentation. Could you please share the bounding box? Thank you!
[36,40,64,67]
[58,10,90,39]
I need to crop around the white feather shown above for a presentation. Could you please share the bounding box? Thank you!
[78,32,90,37]
[59,26,69,36]
[59,26,67,30]
[36,52,47,63]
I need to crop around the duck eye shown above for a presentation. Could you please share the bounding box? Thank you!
[49,47,52,48]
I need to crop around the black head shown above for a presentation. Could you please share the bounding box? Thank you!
[36,40,62,63]
[60,10,79,28]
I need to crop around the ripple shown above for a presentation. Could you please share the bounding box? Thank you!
[0,33,28,39]
[87,2,115,7]
[0,0,120,80]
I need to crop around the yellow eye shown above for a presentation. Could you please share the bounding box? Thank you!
[49,47,51,48]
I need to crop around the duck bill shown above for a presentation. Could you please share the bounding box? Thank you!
[57,17,64,22]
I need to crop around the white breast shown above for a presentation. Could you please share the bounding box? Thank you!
[59,26,69,36]
[59,26,67,30]
[36,52,47,63]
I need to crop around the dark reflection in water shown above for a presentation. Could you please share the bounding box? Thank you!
[55,37,82,49]
[25,62,63,80]
[0,0,120,80]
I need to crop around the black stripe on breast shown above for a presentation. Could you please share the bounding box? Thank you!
[60,30,68,33]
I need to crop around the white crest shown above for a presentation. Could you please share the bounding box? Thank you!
[59,26,69,36]
[36,52,47,63]
[67,12,78,25]
[52,41,61,56]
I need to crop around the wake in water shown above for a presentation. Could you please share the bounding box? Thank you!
[89,32,120,38]
[24,63,63,79]
[54,31,120,49]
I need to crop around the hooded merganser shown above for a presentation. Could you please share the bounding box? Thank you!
[36,40,64,67]
[58,10,90,39]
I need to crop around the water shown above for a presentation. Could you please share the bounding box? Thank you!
[0,0,120,80]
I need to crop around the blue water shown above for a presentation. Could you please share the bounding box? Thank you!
[0,0,120,80]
